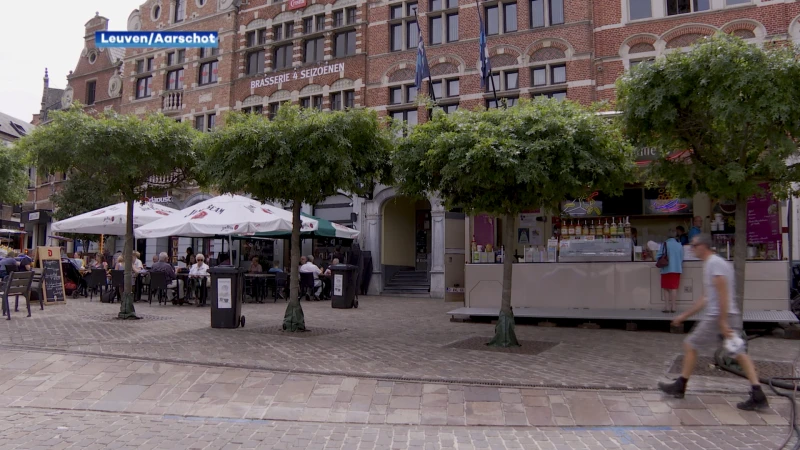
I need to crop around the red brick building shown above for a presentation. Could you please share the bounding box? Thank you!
[33,0,799,295]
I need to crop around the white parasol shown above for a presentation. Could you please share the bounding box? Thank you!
[50,202,178,236]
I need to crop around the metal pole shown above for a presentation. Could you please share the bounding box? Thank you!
[489,73,500,108]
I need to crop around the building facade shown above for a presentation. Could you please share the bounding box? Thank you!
[32,0,799,296]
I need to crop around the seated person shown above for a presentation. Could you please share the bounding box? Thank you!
[268,261,283,274]
[15,253,33,271]
[249,257,262,273]
[150,252,181,300]
[114,256,125,271]
[0,251,20,280]
[88,254,107,270]
[151,254,159,267]
[188,253,210,302]
[298,255,322,297]
[323,258,339,277]
[72,252,85,269]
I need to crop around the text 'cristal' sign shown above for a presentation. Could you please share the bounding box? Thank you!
[288,0,307,10]
[250,63,345,89]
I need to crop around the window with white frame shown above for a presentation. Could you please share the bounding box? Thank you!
[485,69,518,108]
[304,37,325,63]
[273,22,295,41]
[530,0,564,27]
[484,2,518,35]
[174,0,186,23]
[628,0,652,20]
[195,113,216,132]
[389,1,418,52]
[531,64,566,87]
[666,0,709,16]
[334,30,356,57]
[390,109,418,135]
[301,95,323,110]
[303,14,326,34]
[532,91,566,100]
[629,58,655,69]
[242,105,263,114]
[429,78,459,99]
[333,7,357,27]
[331,90,355,110]
[246,27,268,47]
[389,84,418,105]
[429,0,458,45]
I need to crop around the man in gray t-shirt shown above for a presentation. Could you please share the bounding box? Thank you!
[658,234,767,411]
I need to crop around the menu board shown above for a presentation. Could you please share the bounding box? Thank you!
[746,185,780,245]
[37,246,66,304]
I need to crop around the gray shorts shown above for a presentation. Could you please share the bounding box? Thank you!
[685,314,742,353]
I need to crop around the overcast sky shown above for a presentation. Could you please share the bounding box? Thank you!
[0,1,136,124]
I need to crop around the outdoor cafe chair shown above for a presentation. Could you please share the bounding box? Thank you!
[274,272,287,302]
[86,269,107,302]
[147,271,177,305]
[299,272,318,301]
[1,270,34,320]
[110,270,125,303]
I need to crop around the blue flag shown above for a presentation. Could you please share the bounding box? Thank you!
[415,26,431,93]
[477,0,492,89]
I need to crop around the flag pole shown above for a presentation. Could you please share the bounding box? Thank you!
[415,9,436,103]
[476,0,497,107]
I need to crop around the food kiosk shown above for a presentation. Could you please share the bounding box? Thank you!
[463,187,792,316]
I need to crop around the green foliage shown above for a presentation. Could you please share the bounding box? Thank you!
[616,33,800,200]
[0,145,28,206]
[16,105,201,318]
[394,98,635,216]
[18,105,200,201]
[50,172,117,244]
[203,105,394,205]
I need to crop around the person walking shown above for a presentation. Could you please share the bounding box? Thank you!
[657,230,684,313]
[658,234,768,411]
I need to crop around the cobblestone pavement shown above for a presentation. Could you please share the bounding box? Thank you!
[0,350,792,428]
[0,296,796,392]
[0,407,793,450]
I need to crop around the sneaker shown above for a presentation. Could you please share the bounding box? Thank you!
[657,379,686,399]
[736,389,768,411]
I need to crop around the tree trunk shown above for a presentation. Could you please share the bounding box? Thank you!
[283,199,306,331]
[118,199,138,319]
[487,214,520,347]
[733,194,747,325]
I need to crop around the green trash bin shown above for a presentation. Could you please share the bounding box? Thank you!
[210,266,246,328]
[329,264,358,309]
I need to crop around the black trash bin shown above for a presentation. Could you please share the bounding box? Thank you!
[329,264,358,309]
[209,266,246,328]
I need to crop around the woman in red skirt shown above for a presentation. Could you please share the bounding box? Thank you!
[657,230,684,313]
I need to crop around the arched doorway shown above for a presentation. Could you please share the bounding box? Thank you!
[381,196,431,295]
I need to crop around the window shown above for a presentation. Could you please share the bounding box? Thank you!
[430,78,459,98]
[174,0,186,22]
[428,0,458,44]
[334,7,357,26]
[629,58,655,69]
[146,57,154,71]
[666,0,710,15]
[301,95,323,110]
[268,103,280,118]
[331,90,355,110]
[389,2,418,52]
[207,114,216,130]
[243,105,263,114]
[486,97,518,108]
[246,28,268,47]
[273,44,293,70]
[199,61,218,85]
[200,47,218,58]
[166,68,185,89]
[274,23,295,41]
[726,0,750,4]
[136,59,145,73]
[86,81,96,105]
[486,70,518,92]
[389,84,418,104]
[437,104,458,114]
[531,0,564,27]
[628,0,652,20]
[531,64,566,88]
[485,6,499,35]
[390,109,418,135]
[136,76,153,99]
[503,3,517,32]
[304,38,324,63]
[334,31,356,57]
[533,91,566,100]
[303,15,325,34]
[247,51,265,75]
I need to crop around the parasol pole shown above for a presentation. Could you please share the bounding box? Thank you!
[99,234,104,254]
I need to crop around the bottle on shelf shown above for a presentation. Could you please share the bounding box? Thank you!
[568,220,575,236]
[582,220,589,236]
[603,219,610,237]
[595,220,603,236]
[624,217,631,238]
[609,218,617,237]
[574,220,582,236]
[560,219,567,238]
[471,235,477,252]
[589,220,595,236]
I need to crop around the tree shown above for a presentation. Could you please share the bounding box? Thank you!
[394,99,634,346]
[203,105,394,330]
[17,105,200,319]
[50,172,118,251]
[616,33,800,313]
[0,145,28,206]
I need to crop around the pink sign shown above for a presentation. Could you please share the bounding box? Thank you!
[288,0,307,10]
[746,184,780,246]
[474,214,494,247]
